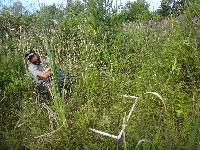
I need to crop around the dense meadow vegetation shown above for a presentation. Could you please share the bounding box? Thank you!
[0,0,199,149]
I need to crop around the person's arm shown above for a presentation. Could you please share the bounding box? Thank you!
[37,67,51,79]
[36,70,51,79]
[29,65,51,79]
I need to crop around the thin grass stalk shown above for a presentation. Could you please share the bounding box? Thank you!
[122,116,127,150]
[45,29,65,123]
[40,10,66,123]
[186,114,200,149]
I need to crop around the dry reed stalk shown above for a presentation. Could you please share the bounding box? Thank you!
[136,139,152,148]
[145,92,167,111]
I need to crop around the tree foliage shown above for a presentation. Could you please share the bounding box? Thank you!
[158,0,187,16]
[117,0,152,22]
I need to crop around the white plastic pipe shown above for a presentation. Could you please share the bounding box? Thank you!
[89,128,118,139]
[90,94,138,140]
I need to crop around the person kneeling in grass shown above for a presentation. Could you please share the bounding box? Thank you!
[25,49,65,94]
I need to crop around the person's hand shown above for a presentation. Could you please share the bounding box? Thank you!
[46,67,51,72]
[37,70,51,79]
[43,67,51,78]
[44,71,51,77]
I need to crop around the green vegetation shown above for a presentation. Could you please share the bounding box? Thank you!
[0,0,199,149]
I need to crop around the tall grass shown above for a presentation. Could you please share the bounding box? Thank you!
[45,30,66,123]
[0,0,200,149]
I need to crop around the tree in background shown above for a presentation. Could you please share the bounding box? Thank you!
[11,0,25,16]
[158,0,187,17]
[117,0,152,22]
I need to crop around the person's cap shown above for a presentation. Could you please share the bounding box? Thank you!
[25,49,35,59]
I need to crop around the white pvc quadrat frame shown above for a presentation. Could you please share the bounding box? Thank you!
[89,94,139,141]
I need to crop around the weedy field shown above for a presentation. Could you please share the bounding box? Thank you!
[0,0,200,149]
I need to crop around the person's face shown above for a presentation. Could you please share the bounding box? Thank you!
[30,54,41,65]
